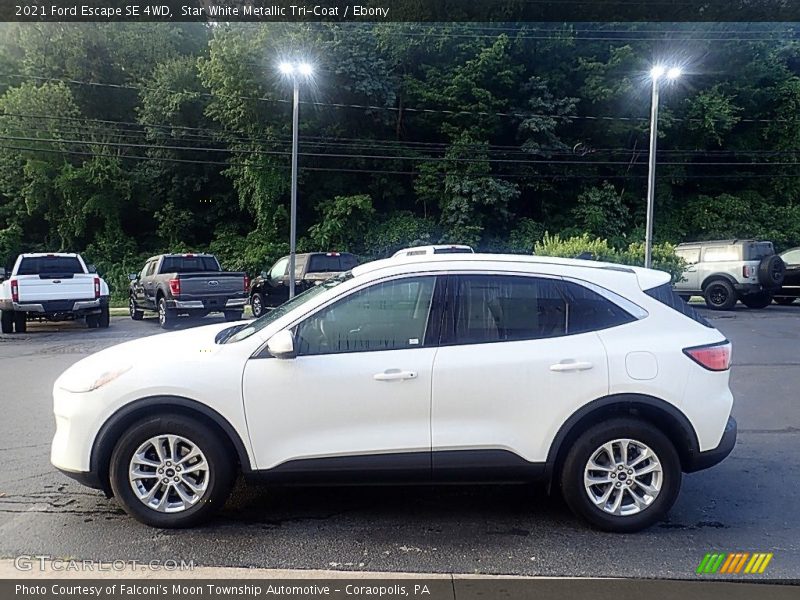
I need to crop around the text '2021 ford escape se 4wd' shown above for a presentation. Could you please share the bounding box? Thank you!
[51,254,736,532]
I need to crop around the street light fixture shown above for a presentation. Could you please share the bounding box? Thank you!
[644,64,682,269]
[277,59,315,299]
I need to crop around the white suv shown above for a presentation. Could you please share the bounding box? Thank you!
[51,254,736,532]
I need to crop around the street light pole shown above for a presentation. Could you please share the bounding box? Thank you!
[644,65,682,269]
[644,75,660,270]
[278,60,314,299]
[289,78,299,299]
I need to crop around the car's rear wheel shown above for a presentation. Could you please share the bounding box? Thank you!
[129,297,144,321]
[98,306,110,328]
[109,414,235,528]
[0,310,13,334]
[774,297,796,306]
[13,311,26,333]
[560,418,681,533]
[703,280,737,310]
[741,292,772,309]
[251,293,265,318]
[86,314,99,328]
[158,297,176,329]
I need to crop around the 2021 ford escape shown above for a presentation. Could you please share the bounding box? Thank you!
[51,254,736,532]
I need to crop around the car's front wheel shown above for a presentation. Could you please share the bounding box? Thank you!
[741,292,772,309]
[251,292,265,318]
[109,414,235,528]
[703,280,737,310]
[560,418,681,533]
[129,297,144,321]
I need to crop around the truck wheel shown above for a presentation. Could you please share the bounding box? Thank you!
[703,280,737,310]
[129,297,144,321]
[251,293,265,318]
[758,255,785,287]
[741,292,772,309]
[1,310,14,334]
[224,310,243,323]
[86,314,99,328]
[98,306,110,328]
[158,297,176,329]
[13,311,27,333]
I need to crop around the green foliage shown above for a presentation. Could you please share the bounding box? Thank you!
[569,182,630,245]
[361,212,438,259]
[534,233,686,282]
[307,194,375,251]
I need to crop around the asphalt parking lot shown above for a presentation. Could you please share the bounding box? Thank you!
[0,307,798,579]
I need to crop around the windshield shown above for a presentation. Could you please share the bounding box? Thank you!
[222,272,352,344]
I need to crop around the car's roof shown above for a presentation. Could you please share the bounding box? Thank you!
[677,239,768,247]
[352,253,670,291]
[19,252,80,258]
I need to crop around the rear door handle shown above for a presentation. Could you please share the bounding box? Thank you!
[374,369,418,382]
[550,360,594,372]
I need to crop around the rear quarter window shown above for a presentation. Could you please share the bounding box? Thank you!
[647,283,712,328]
[702,246,740,262]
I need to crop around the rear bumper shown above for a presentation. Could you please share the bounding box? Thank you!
[167,297,247,310]
[0,297,107,314]
[684,416,737,472]
[55,466,104,491]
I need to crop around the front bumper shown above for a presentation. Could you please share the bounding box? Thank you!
[684,416,737,472]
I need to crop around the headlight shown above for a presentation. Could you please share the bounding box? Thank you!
[58,365,132,393]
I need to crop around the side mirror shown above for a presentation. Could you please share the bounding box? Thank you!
[260,271,268,279]
[266,330,297,359]
[87,264,97,274]
[128,273,139,281]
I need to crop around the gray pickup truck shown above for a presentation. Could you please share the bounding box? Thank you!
[129,254,249,328]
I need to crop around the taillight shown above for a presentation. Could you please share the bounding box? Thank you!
[169,278,181,296]
[93,276,100,299]
[10,279,19,302]
[742,265,753,278]
[683,341,732,371]
[244,275,250,291]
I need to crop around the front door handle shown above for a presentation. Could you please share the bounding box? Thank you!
[374,369,418,382]
[550,360,594,372]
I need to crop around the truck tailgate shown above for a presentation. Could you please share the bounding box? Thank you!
[178,273,245,299]
[17,274,96,302]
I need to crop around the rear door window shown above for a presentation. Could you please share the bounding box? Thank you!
[160,256,220,273]
[702,246,740,262]
[307,254,358,273]
[675,248,700,264]
[17,256,83,276]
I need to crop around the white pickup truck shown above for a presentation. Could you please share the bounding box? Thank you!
[0,253,110,334]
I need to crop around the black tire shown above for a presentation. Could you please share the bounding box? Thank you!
[251,292,265,318]
[98,306,110,328]
[108,413,235,528]
[757,255,785,287]
[741,292,772,309]
[560,417,682,533]
[1,310,14,334]
[703,279,737,310]
[129,296,144,321]
[13,311,26,333]
[86,314,99,328]
[158,297,176,329]
[774,297,796,306]
[224,310,243,322]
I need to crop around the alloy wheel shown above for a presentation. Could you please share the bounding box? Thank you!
[583,438,663,517]
[128,434,209,513]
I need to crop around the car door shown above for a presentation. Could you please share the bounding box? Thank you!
[142,259,159,309]
[675,247,701,291]
[430,273,611,478]
[266,256,290,306]
[133,261,152,308]
[241,275,444,479]
[781,249,800,297]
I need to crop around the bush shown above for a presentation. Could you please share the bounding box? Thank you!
[534,233,686,282]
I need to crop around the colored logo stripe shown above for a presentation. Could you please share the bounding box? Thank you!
[697,552,773,574]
